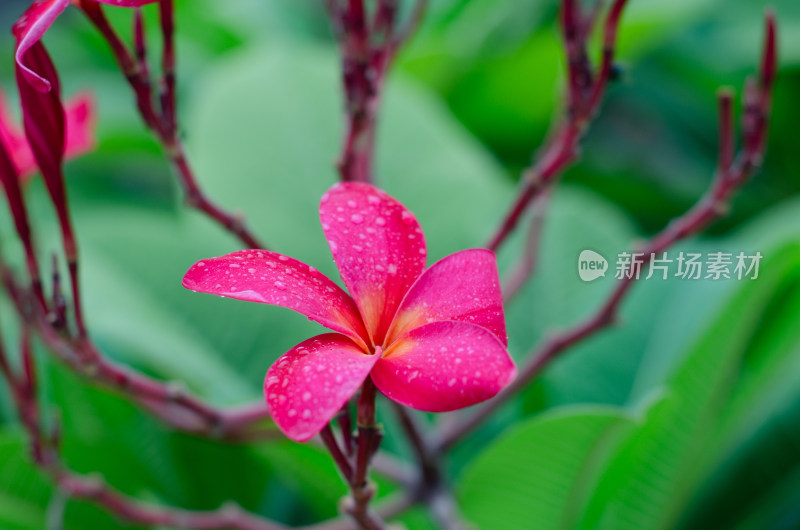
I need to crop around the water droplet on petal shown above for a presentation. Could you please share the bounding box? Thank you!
[387,264,398,275]
[351,213,364,224]
[347,200,358,208]
[375,217,386,226]
[274,281,286,290]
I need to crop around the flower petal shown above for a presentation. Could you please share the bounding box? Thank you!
[63,92,96,164]
[320,183,426,345]
[183,250,368,346]
[0,89,34,177]
[14,0,158,92]
[0,89,96,180]
[372,321,516,412]
[13,0,70,92]
[386,249,507,346]
[264,334,379,442]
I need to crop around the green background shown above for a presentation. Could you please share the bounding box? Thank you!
[0,0,799,528]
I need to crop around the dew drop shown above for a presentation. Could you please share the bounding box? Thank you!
[351,213,364,224]
[274,281,286,290]
[375,217,386,226]
[347,200,358,208]
[387,264,398,275]
[229,263,241,268]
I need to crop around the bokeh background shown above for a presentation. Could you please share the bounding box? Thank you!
[0,1,799,528]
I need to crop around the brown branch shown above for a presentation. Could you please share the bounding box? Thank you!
[1,265,275,441]
[79,1,265,250]
[0,318,416,530]
[487,0,630,252]
[438,11,778,452]
[502,189,552,302]
[328,0,429,183]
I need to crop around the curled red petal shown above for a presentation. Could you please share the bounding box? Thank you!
[13,0,70,93]
[183,250,369,347]
[372,321,516,412]
[319,182,427,346]
[14,0,159,92]
[386,249,508,347]
[264,334,379,442]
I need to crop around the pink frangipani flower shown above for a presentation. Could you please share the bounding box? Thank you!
[15,0,159,93]
[183,183,516,442]
[0,89,95,180]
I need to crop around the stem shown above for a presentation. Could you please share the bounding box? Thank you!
[80,2,266,250]
[487,0,630,252]
[502,189,551,301]
[344,378,385,530]
[438,13,777,450]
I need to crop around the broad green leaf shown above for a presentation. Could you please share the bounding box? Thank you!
[458,406,636,530]
[0,431,51,530]
[579,242,800,530]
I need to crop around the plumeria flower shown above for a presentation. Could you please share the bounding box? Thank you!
[183,183,516,442]
[15,0,159,93]
[0,89,95,180]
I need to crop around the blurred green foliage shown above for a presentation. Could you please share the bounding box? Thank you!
[0,0,799,528]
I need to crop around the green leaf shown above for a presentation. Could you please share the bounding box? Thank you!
[0,431,51,530]
[458,406,636,530]
[579,242,800,530]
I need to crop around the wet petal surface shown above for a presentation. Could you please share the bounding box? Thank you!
[183,250,368,346]
[319,183,426,345]
[386,249,507,346]
[264,334,379,442]
[372,321,516,412]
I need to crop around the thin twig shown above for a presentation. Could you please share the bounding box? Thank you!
[79,1,265,249]
[502,189,552,302]
[487,0,630,252]
[438,12,778,452]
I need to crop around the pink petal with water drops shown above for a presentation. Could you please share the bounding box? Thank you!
[386,249,507,346]
[14,0,159,92]
[264,334,379,442]
[319,182,427,345]
[183,250,369,347]
[372,321,516,412]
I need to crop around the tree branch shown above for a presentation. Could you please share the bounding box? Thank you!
[438,11,778,451]
[79,1,266,250]
[487,0,630,252]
